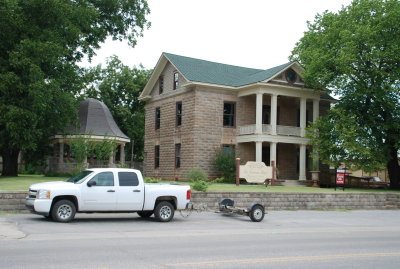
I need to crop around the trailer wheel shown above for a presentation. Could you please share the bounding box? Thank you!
[249,204,265,222]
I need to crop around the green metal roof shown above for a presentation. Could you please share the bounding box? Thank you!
[162,53,335,101]
[163,52,293,87]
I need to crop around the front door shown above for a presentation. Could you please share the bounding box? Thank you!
[81,171,117,211]
[262,146,270,166]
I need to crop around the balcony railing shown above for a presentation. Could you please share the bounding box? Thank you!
[237,124,302,137]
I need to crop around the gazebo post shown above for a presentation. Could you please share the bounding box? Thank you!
[120,144,125,166]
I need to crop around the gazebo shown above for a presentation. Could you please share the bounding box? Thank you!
[49,98,130,173]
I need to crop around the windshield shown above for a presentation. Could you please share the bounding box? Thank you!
[67,171,94,184]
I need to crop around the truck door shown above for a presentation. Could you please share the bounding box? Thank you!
[116,171,145,210]
[80,171,117,211]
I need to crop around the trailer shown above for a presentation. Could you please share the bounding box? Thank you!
[216,198,265,222]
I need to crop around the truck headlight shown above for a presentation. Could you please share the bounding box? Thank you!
[37,190,51,199]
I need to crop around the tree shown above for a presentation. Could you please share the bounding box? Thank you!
[291,0,400,189]
[84,56,151,161]
[0,0,150,176]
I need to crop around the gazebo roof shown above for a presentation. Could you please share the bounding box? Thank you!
[63,98,129,142]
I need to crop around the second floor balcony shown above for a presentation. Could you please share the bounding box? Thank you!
[237,124,302,137]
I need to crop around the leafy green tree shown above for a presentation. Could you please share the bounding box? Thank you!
[0,0,150,176]
[291,0,400,189]
[84,56,151,161]
[214,147,236,183]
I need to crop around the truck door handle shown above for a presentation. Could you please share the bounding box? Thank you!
[133,190,141,192]
[107,190,115,192]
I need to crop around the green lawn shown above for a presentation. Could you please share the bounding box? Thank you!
[0,174,68,191]
[1,175,400,193]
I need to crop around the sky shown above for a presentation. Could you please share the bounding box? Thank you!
[82,0,353,70]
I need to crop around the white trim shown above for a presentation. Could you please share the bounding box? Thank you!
[52,135,130,143]
[236,134,309,145]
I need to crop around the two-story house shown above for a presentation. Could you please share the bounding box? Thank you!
[139,53,333,181]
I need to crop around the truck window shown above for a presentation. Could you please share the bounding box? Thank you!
[88,172,114,186]
[118,172,139,186]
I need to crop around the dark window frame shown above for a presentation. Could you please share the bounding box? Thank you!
[175,143,181,168]
[173,72,179,90]
[176,101,182,126]
[223,102,236,127]
[154,145,160,169]
[155,107,161,130]
[159,76,164,94]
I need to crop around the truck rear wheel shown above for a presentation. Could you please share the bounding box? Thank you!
[51,200,76,223]
[154,201,174,222]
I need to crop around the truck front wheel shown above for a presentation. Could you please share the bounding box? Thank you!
[154,201,174,222]
[51,200,76,223]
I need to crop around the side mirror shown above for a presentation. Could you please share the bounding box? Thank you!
[87,181,97,187]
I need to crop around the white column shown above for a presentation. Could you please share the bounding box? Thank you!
[313,99,319,122]
[299,144,307,181]
[312,99,320,170]
[120,144,125,165]
[109,150,114,167]
[300,97,307,137]
[59,142,64,163]
[271,94,278,135]
[255,141,262,162]
[255,93,263,134]
[270,142,277,166]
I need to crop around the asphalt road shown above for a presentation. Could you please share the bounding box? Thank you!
[1,210,400,269]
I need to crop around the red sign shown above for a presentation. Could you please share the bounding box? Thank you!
[336,169,346,185]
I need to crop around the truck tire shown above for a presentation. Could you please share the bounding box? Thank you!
[137,211,153,218]
[154,201,174,222]
[51,200,76,223]
[249,204,265,222]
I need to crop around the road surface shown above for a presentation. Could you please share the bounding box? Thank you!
[1,210,400,268]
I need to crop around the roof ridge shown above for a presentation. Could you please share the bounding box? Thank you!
[163,52,263,73]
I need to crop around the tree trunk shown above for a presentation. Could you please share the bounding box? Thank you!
[1,149,20,176]
[386,146,400,190]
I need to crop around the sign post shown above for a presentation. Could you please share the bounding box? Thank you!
[335,168,347,191]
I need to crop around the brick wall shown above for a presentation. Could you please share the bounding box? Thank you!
[191,192,400,211]
[192,88,238,178]
[3,191,399,212]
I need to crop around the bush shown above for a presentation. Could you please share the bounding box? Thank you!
[144,177,161,183]
[187,168,208,192]
[214,147,236,183]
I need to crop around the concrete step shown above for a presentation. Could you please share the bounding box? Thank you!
[280,179,308,187]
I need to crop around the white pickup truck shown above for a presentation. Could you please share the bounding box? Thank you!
[26,168,192,223]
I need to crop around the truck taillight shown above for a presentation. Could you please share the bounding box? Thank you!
[186,190,191,200]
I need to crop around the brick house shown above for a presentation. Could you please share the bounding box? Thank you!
[139,53,333,181]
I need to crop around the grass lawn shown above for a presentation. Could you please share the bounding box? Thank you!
[1,174,400,193]
[0,174,68,191]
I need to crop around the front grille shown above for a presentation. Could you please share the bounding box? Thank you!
[29,189,37,199]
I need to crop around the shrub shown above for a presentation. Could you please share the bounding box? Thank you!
[214,147,236,183]
[187,168,208,192]
[144,177,161,183]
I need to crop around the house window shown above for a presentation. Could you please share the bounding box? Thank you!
[223,102,235,127]
[155,107,160,130]
[159,76,164,94]
[154,145,160,168]
[176,102,182,126]
[222,144,235,155]
[173,72,179,90]
[175,143,181,168]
